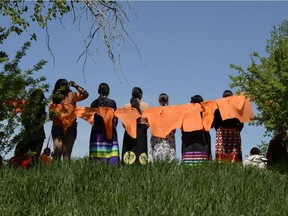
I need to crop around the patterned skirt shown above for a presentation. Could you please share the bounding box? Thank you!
[122,124,148,165]
[215,127,242,162]
[89,124,120,165]
[181,131,212,165]
[150,130,176,162]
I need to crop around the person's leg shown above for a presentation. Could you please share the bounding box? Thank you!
[51,125,64,161]
[62,136,76,161]
[53,137,63,160]
[30,140,44,164]
[62,122,77,161]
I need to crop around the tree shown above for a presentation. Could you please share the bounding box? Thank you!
[229,20,288,139]
[0,27,48,156]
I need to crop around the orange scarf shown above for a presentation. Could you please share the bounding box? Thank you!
[114,107,141,138]
[215,94,253,122]
[49,104,114,139]
[142,105,185,138]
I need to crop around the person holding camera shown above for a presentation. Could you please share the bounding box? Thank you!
[50,79,89,161]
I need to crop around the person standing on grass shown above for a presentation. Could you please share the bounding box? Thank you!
[213,90,244,163]
[14,89,47,164]
[181,95,212,164]
[266,133,288,166]
[89,83,120,165]
[122,87,150,165]
[50,79,89,161]
[149,93,176,162]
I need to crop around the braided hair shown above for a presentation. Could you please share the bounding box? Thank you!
[98,83,110,107]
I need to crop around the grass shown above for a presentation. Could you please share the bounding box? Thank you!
[0,159,288,215]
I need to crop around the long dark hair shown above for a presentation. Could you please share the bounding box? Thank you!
[130,87,143,113]
[130,97,141,114]
[98,83,110,107]
[159,93,169,106]
[52,79,71,104]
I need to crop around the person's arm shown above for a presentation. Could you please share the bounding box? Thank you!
[69,81,89,101]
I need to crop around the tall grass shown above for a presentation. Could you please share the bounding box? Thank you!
[0,159,288,215]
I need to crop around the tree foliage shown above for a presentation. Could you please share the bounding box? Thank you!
[230,20,288,137]
[0,27,48,156]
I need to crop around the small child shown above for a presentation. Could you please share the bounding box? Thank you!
[243,147,268,169]
[40,147,52,164]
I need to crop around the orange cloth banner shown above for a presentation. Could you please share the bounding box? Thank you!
[142,105,185,138]
[49,104,114,139]
[215,94,253,122]
[142,101,218,138]
[201,100,218,131]
[114,107,141,139]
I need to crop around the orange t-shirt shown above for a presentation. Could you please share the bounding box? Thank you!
[216,94,253,122]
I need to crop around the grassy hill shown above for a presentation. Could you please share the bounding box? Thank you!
[0,159,288,215]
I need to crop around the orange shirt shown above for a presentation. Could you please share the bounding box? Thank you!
[215,94,253,122]
[50,91,88,126]
[114,107,141,138]
[142,105,185,138]
[49,104,114,139]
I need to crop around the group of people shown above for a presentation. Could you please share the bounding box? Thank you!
[7,78,287,169]
[6,78,258,168]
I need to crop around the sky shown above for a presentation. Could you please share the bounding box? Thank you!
[2,1,288,160]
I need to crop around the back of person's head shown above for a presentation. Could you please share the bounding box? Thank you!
[43,147,51,156]
[130,97,141,114]
[191,95,204,103]
[159,93,169,106]
[132,87,143,100]
[52,79,70,104]
[98,83,110,96]
[30,89,45,104]
[223,90,233,98]
[98,83,110,106]
[250,147,261,155]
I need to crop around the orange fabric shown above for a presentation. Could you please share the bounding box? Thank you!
[180,103,204,132]
[142,102,218,136]
[114,107,141,138]
[49,104,77,134]
[74,106,114,139]
[40,154,52,164]
[216,94,254,122]
[49,104,114,139]
[142,105,185,138]
[201,100,218,131]
[7,99,26,113]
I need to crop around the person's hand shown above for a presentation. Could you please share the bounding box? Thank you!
[69,81,76,87]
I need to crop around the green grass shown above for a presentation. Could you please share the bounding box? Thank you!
[0,159,288,215]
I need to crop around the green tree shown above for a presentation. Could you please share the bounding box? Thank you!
[230,20,288,139]
[0,27,48,156]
